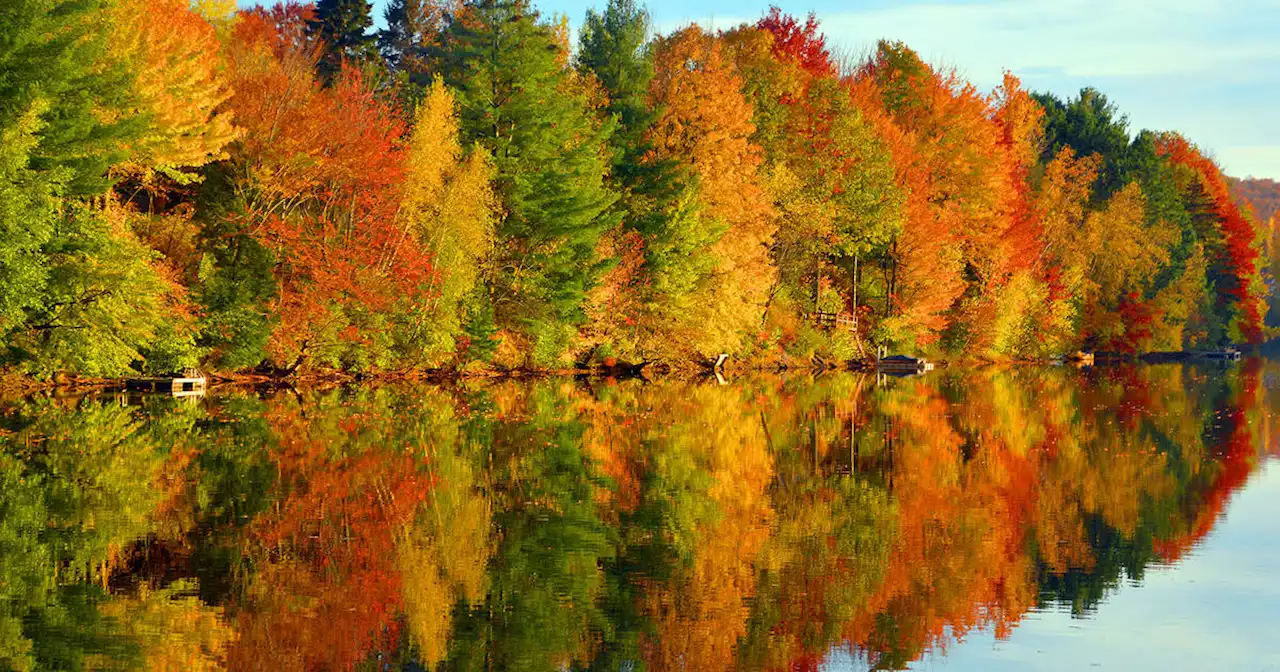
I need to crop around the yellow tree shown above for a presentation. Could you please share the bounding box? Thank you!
[398,78,499,364]
[1080,182,1176,348]
[109,0,238,182]
[648,27,777,356]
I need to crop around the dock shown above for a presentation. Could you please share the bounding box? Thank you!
[876,354,934,374]
[1198,347,1242,361]
[124,368,207,396]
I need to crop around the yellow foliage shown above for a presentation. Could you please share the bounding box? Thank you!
[110,0,239,181]
[400,79,499,362]
[648,27,778,355]
[1085,182,1172,298]
[1036,147,1100,295]
[397,430,494,664]
[97,581,236,672]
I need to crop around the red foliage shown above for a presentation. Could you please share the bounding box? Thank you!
[230,402,436,671]
[228,9,438,363]
[1156,134,1264,343]
[1114,291,1158,353]
[756,7,836,78]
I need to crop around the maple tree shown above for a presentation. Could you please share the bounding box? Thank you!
[647,26,777,356]
[108,0,239,183]
[216,7,438,371]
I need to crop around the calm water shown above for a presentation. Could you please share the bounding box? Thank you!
[1,361,1278,671]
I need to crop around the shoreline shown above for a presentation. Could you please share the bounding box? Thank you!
[0,348,1257,399]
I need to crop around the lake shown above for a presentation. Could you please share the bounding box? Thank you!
[1,360,1277,671]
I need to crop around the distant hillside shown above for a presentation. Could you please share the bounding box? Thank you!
[1230,177,1280,223]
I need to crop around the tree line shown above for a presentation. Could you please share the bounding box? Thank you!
[0,0,1272,378]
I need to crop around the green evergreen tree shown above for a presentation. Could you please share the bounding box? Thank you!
[309,0,378,82]
[437,0,619,364]
[577,0,721,354]
[379,0,443,86]
[1035,88,1133,200]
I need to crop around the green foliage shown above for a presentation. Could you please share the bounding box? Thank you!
[1035,88,1133,199]
[0,0,144,198]
[438,0,619,365]
[310,0,379,82]
[4,204,197,377]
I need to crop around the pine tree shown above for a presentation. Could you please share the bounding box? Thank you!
[576,0,717,358]
[437,0,619,365]
[380,0,450,85]
[309,0,377,82]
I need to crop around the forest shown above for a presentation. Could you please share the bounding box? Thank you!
[1,0,1276,379]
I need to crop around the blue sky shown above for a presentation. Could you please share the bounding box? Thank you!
[242,0,1280,179]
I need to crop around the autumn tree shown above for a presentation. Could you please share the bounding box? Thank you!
[756,6,835,78]
[437,0,619,365]
[1156,133,1267,344]
[212,6,436,371]
[725,18,902,359]
[575,0,719,360]
[647,26,777,356]
[108,0,239,183]
[0,0,199,376]
[397,78,499,365]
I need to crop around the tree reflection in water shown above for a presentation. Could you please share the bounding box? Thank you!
[0,360,1274,671]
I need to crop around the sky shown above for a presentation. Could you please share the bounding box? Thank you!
[241,0,1280,179]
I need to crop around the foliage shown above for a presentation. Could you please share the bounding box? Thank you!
[0,0,1269,375]
[648,26,777,356]
[438,0,619,366]
[108,0,239,183]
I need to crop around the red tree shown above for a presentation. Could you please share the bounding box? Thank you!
[756,7,836,78]
[1156,134,1265,343]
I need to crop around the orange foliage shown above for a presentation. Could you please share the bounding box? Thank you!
[648,27,777,353]
[226,8,437,367]
[228,399,434,671]
[847,45,1041,347]
[110,0,238,177]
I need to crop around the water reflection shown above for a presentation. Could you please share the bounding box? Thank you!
[0,361,1276,671]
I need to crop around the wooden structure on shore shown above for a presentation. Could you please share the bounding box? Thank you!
[876,354,934,374]
[805,311,859,332]
[1199,347,1242,361]
[125,368,207,397]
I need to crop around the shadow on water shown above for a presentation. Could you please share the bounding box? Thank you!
[0,359,1276,671]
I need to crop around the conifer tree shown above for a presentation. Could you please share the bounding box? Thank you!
[309,0,377,82]
[380,0,450,85]
[437,0,619,364]
[577,0,718,358]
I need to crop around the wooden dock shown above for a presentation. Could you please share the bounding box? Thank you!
[876,354,934,374]
[125,369,207,396]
